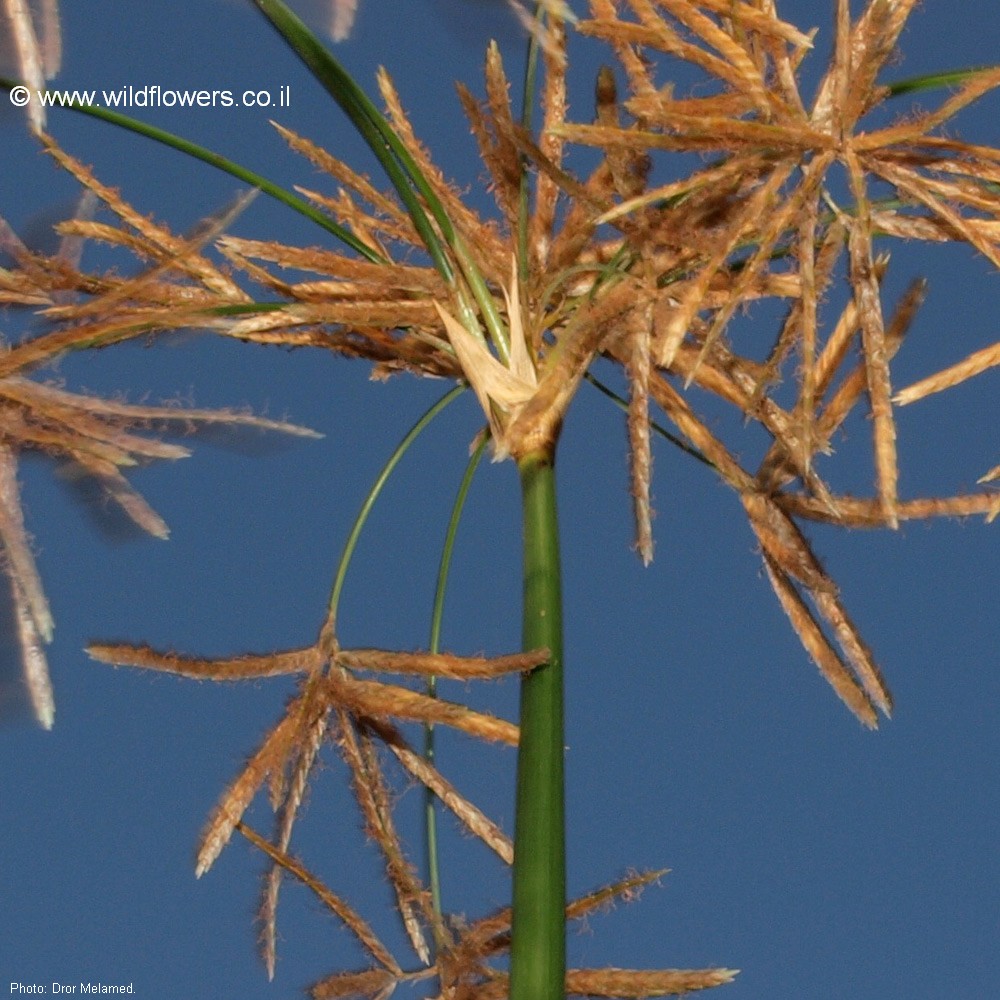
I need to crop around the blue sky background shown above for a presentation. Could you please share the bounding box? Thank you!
[3,2,999,998]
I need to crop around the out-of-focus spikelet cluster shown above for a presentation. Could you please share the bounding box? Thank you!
[0,0,60,130]
[0,161,318,727]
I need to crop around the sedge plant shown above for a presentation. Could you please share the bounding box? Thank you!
[5,1,1000,997]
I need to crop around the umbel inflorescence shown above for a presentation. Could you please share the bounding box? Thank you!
[6,1,1000,996]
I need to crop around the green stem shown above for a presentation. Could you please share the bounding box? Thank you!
[424,430,489,946]
[323,385,464,636]
[510,446,565,1000]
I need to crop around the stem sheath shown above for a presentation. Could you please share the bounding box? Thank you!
[510,447,566,1000]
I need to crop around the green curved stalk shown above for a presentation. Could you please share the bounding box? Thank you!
[324,385,464,634]
[424,431,490,942]
[511,446,565,1000]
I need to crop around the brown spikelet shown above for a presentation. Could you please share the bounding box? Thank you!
[87,643,322,680]
[338,646,548,680]
[742,491,835,596]
[565,965,739,996]
[272,121,412,237]
[779,492,1000,527]
[38,134,248,300]
[335,709,433,965]
[260,698,332,978]
[368,715,514,863]
[762,555,877,729]
[530,12,568,267]
[624,304,654,564]
[566,868,669,921]
[811,588,892,717]
[326,671,519,746]
[808,275,921,465]
[238,823,401,977]
[481,42,523,234]
[196,702,306,878]
[309,967,398,1000]
[894,340,1000,406]
[844,150,898,529]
